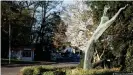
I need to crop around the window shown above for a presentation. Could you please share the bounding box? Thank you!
[22,50,31,57]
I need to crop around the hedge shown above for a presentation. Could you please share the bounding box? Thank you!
[19,65,119,75]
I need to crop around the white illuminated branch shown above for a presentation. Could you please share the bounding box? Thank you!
[83,4,128,69]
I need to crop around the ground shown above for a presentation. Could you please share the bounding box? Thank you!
[1,62,79,75]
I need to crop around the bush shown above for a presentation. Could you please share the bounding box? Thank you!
[66,70,71,75]
[43,71,54,75]
[33,66,42,75]
[124,47,133,72]
[20,66,56,75]
[41,65,56,71]
[20,67,34,75]
[125,58,133,72]
[20,65,119,75]
[68,68,120,75]
[54,71,66,75]
[20,65,71,75]
[42,71,66,75]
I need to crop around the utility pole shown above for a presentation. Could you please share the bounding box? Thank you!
[9,6,11,64]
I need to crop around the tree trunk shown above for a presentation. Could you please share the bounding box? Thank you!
[83,5,128,69]
[93,59,105,68]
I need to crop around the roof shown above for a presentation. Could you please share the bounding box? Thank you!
[11,45,35,51]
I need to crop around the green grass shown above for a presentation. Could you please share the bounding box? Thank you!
[1,58,39,65]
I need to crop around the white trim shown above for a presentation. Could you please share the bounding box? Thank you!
[24,48,31,50]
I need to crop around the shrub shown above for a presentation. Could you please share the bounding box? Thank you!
[20,65,70,75]
[42,71,54,75]
[20,65,56,75]
[54,71,66,75]
[66,70,71,75]
[68,68,120,75]
[124,47,133,72]
[33,66,43,75]
[20,65,119,75]
[20,66,34,75]
[41,65,56,71]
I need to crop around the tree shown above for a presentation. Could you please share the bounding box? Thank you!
[1,1,36,58]
[30,1,66,60]
[83,3,128,69]
[53,19,67,49]
[61,1,93,51]
[1,1,67,61]
[85,1,133,71]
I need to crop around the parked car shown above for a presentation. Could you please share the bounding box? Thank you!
[51,51,80,62]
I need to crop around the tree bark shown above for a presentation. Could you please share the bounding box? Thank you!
[83,4,128,69]
[92,59,105,68]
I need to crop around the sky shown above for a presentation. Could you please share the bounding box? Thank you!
[62,0,75,4]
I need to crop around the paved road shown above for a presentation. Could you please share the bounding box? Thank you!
[2,67,22,75]
[1,62,79,75]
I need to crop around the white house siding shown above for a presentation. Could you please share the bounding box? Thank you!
[21,49,34,61]
[11,48,34,61]
[21,50,34,61]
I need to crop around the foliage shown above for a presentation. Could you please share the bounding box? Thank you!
[43,71,66,75]
[43,71,54,75]
[20,67,34,75]
[68,68,119,75]
[85,1,133,71]
[61,1,93,51]
[1,1,35,46]
[124,45,133,72]
[20,66,54,75]
[30,1,67,61]
[20,65,120,75]
[52,18,67,49]
[1,1,36,58]
[33,66,42,75]
[1,1,66,61]
[32,1,64,46]
[20,65,74,75]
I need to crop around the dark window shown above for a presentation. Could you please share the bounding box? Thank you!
[22,50,31,57]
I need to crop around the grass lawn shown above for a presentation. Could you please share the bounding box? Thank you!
[1,58,40,65]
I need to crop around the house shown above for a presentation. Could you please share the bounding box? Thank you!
[11,46,35,61]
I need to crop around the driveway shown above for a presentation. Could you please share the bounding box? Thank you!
[1,67,22,75]
[1,62,79,75]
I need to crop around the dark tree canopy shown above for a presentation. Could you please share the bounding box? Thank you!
[1,1,36,58]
